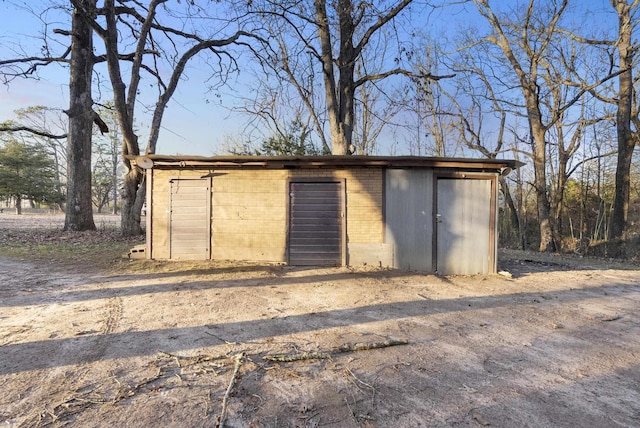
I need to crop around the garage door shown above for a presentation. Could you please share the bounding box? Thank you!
[289,181,343,266]
[169,178,211,260]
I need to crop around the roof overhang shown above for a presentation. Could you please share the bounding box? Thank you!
[132,155,523,173]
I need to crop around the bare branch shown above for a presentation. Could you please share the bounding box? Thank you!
[0,123,67,139]
[546,68,627,130]
[0,49,72,83]
[355,69,454,88]
[355,0,413,56]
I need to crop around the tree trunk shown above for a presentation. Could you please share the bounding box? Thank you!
[15,195,22,215]
[533,155,555,252]
[64,0,96,232]
[100,0,144,236]
[551,146,569,249]
[336,63,356,155]
[315,0,343,155]
[529,105,556,252]
[499,176,522,249]
[611,135,634,238]
[120,169,143,235]
[314,0,358,155]
[336,0,356,155]
[610,3,635,239]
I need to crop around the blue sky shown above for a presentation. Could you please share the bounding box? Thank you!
[0,0,618,157]
[1,76,236,156]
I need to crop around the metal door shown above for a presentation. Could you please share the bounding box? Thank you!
[289,181,343,266]
[169,178,211,260]
[436,178,493,275]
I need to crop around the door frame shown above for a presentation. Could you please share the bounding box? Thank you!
[286,177,347,267]
[432,172,498,274]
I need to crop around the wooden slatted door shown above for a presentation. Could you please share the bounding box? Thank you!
[289,181,343,266]
[169,178,211,260]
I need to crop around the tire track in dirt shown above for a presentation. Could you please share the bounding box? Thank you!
[83,294,123,363]
[104,297,123,335]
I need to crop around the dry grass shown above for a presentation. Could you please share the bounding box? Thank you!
[0,228,144,271]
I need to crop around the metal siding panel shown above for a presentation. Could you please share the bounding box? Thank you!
[436,178,491,275]
[385,169,434,271]
[289,182,342,266]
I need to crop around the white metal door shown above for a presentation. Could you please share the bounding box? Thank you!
[436,178,492,275]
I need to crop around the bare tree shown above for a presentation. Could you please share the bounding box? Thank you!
[231,61,330,154]
[470,0,623,251]
[232,5,331,153]
[548,0,640,240]
[70,0,255,235]
[400,41,463,157]
[245,0,453,155]
[538,34,617,248]
[64,0,104,231]
[470,0,570,251]
[352,32,406,155]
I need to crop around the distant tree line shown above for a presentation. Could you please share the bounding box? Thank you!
[0,105,122,215]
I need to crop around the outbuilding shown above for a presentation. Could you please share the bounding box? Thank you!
[135,155,520,275]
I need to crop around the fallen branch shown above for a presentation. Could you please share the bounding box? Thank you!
[264,351,332,362]
[216,353,244,428]
[157,350,227,366]
[158,351,219,360]
[333,339,408,353]
[263,338,409,363]
[344,396,359,425]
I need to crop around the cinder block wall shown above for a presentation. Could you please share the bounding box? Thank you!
[150,167,387,264]
[211,169,288,262]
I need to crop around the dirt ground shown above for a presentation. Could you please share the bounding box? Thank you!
[1,214,640,427]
